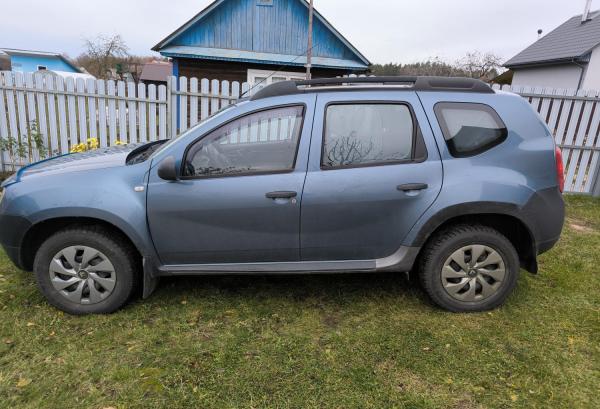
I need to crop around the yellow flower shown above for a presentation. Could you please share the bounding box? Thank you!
[70,143,87,153]
[70,138,124,153]
[86,138,99,150]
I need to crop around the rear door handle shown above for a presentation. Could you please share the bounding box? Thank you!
[397,183,429,192]
[266,191,298,199]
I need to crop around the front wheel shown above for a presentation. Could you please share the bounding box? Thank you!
[33,227,138,315]
[418,224,520,312]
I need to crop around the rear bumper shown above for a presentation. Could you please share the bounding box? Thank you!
[520,187,565,255]
[537,237,561,255]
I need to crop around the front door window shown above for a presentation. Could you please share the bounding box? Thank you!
[183,106,305,178]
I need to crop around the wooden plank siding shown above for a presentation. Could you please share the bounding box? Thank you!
[169,0,360,61]
[153,0,370,82]
[177,58,349,85]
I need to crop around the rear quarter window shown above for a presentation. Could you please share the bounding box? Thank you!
[434,102,507,158]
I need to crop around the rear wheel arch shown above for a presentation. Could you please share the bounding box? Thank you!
[418,223,521,312]
[412,204,537,273]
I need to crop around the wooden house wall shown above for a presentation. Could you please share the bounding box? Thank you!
[170,0,361,63]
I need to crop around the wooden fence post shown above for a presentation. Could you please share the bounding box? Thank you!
[592,161,600,197]
[0,73,8,172]
[166,76,173,139]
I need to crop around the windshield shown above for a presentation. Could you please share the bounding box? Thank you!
[151,102,243,159]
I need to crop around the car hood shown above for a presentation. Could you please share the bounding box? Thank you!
[10,144,146,184]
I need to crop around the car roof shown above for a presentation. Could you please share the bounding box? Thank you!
[250,76,494,101]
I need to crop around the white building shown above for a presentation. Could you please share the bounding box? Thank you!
[505,5,600,90]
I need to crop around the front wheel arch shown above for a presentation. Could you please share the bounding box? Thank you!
[20,217,143,273]
[33,225,140,314]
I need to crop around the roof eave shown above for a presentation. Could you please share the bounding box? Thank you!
[504,55,590,69]
[160,50,367,71]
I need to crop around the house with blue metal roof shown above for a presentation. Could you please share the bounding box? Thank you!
[152,0,370,87]
[0,48,83,75]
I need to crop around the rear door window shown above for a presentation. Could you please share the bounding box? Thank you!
[434,103,507,157]
[322,103,415,168]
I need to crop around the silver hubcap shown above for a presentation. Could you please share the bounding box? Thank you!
[441,245,506,302]
[49,246,116,305]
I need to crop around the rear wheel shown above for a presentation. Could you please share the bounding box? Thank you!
[33,227,138,315]
[419,224,520,312]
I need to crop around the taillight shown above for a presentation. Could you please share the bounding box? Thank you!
[555,147,565,193]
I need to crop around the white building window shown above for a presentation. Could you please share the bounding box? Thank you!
[247,69,307,94]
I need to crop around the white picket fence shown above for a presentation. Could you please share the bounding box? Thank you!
[493,84,600,195]
[1,73,599,195]
[0,71,249,171]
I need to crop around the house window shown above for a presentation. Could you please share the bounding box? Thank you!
[257,0,273,6]
[37,65,47,71]
[247,69,306,94]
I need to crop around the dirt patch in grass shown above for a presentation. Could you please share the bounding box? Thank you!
[567,218,597,234]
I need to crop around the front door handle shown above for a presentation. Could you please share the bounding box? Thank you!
[266,191,298,199]
[397,183,429,192]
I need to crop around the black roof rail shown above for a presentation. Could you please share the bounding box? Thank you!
[250,76,494,100]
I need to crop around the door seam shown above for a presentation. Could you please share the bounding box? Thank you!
[299,94,318,261]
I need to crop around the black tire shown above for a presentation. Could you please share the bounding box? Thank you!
[33,226,138,315]
[418,224,520,312]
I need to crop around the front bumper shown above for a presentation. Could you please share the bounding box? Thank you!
[1,245,22,268]
[0,214,32,270]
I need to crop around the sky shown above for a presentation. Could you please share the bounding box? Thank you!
[0,0,591,64]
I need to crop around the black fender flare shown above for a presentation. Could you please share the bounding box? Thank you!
[409,201,538,273]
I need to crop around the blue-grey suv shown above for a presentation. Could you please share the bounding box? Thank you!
[0,77,565,314]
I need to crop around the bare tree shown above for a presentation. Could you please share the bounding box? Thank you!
[76,34,129,79]
[456,51,503,81]
[324,134,376,167]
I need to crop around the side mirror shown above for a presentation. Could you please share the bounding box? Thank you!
[157,156,179,181]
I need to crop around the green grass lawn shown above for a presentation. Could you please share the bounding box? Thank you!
[0,196,598,409]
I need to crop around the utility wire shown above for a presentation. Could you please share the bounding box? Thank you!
[240,42,319,98]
